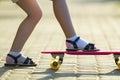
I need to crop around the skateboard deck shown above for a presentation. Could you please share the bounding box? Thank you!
[41,50,120,55]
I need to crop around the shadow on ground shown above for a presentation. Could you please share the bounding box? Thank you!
[77,0,120,3]
[0,66,13,78]
[32,68,120,80]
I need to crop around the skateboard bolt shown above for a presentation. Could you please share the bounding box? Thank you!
[53,61,58,66]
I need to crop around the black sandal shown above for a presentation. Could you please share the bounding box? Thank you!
[83,43,100,51]
[4,54,37,66]
[66,37,99,51]
[66,37,81,51]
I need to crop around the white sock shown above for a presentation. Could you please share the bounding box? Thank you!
[9,52,21,57]
[67,35,78,41]
[7,51,26,63]
[67,35,89,49]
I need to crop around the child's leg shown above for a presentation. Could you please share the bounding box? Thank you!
[52,0,98,51]
[52,0,76,38]
[6,0,42,65]
[10,0,42,52]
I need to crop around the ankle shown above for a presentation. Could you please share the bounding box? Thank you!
[66,36,89,49]
[8,51,21,57]
[67,35,78,41]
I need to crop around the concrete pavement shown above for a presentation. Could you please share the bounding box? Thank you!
[0,0,120,80]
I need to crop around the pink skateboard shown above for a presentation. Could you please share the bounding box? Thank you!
[41,50,120,70]
[41,50,120,55]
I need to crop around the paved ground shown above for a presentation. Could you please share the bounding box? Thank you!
[0,0,120,80]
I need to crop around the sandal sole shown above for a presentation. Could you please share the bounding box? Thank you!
[66,48,100,51]
[4,63,37,67]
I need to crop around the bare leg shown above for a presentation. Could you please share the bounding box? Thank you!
[10,0,42,52]
[6,0,42,65]
[52,0,76,38]
[52,0,98,51]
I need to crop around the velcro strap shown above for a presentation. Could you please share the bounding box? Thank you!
[66,37,80,49]
[23,57,34,64]
[84,43,94,51]
[7,54,21,64]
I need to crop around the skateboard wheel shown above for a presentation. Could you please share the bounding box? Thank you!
[50,58,61,70]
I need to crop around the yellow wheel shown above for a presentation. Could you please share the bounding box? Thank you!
[50,58,61,70]
[117,60,120,70]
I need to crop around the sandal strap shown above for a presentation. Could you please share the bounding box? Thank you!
[23,57,34,64]
[84,43,95,51]
[7,54,21,64]
[66,37,80,49]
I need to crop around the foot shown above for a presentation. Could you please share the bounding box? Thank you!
[5,52,36,66]
[66,36,99,51]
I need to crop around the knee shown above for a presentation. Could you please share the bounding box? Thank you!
[27,9,42,23]
[34,10,42,21]
[32,10,42,22]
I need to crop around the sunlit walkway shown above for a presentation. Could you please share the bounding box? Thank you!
[0,0,120,80]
